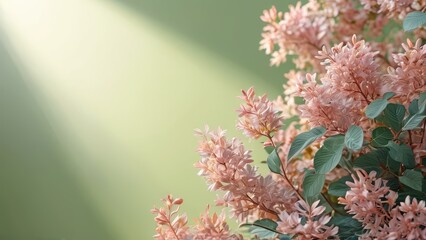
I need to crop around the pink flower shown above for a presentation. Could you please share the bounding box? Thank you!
[361,0,426,19]
[151,195,190,240]
[294,36,386,132]
[152,196,243,240]
[339,170,426,239]
[295,73,364,133]
[277,200,339,239]
[338,169,392,228]
[195,127,297,222]
[317,35,383,104]
[237,87,282,139]
[193,207,243,240]
[385,39,426,105]
[260,5,282,24]
[260,2,332,69]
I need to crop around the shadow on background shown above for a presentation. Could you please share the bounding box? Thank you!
[0,29,116,240]
[109,0,291,89]
[0,1,296,239]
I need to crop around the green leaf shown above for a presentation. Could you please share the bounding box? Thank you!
[399,169,423,191]
[344,125,364,151]
[409,99,419,116]
[380,148,401,174]
[353,150,382,174]
[328,175,353,197]
[398,189,426,202]
[264,145,275,154]
[397,179,426,202]
[303,170,325,198]
[278,235,292,240]
[249,226,276,239]
[383,92,396,100]
[402,113,426,130]
[267,149,281,174]
[371,127,393,147]
[241,219,281,239]
[288,126,326,161]
[314,135,345,174]
[382,103,406,131]
[387,178,401,192]
[366,99,389,119]
[403,11,426,31]
[418,92,426,113]
[386,141,415,168]
[329,215,363,240]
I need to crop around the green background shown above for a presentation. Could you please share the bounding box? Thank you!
[0,0,291,239]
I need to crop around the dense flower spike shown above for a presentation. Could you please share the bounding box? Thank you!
[338,169,393,227]
[339,170,426,239]
[260,2,332,69]
[195,127,298,222]
[152,196,242,240]
[361,0,426,19]
[385,39,426,105]
[294,36,384,132]
[318,35,383,103]
[277,200,339,239]
[237,87,282,139]
[193,207,243,240]
[295,73,362,132]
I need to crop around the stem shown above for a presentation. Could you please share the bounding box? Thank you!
[266,133,305,201]
[245,194,279,218]
[167,208,181,240]
[350,72,371,104]
[408,130,413,146]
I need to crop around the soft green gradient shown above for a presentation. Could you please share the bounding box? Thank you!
[0,0,290,239]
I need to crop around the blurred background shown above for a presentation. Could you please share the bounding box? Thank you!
[0,0,292,239]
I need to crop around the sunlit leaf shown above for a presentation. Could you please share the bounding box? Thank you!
[303,170,325,198]
[402,113,426,130]
[366,99,388,119]
[267,149,282,174]
[314,135,345,174]
[382,103,405,131]
[288,126,326,161]
[240,219,282,239]
[344,125,363,151]
[371,127,393,147]
[403,11,426,31]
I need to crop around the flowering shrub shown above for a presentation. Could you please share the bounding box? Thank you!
[152,1,426,239]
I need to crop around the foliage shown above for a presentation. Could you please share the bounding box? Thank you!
[153,0,426,239]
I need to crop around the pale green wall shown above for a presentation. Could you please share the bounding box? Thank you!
[0,0,290,239]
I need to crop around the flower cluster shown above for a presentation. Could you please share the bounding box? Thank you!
[385,39,426,105]
[194,126,297,222]
[277,200,339,239]
[362,0,426,19]
[152,195,242,240]
[296,35,384,132]
[339,169,426,239]
[153,1,426,239]
[193,207,243,240]
[237,87,282,139]
[260,2,332,69]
